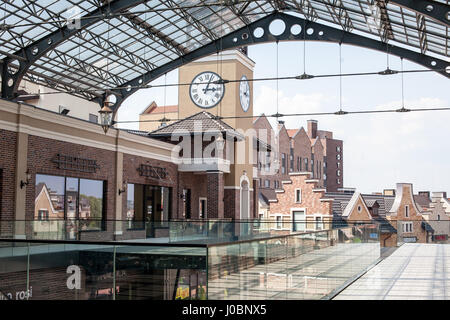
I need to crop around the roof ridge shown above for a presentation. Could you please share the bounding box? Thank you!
[149,110,206,134]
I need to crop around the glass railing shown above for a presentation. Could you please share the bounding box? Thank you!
[0,240,207,300]
[1,219,447,247]
[207,224,380,300]
[0,223,383,300]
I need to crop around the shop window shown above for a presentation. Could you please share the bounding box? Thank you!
[126,184,171,230]
[79,179,104,229]
[34,174,104,230]
[35,174,65,220]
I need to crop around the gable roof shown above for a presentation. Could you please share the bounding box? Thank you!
[286,129,298,138]
[326,191,395,217]
[148,111,244,139]
[388,183,423,216]
[414,194,431,209]
[342,192,372,220]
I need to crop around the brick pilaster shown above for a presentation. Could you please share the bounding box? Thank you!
[206,171,224,219]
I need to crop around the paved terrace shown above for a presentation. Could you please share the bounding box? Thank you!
[335,243,450,300]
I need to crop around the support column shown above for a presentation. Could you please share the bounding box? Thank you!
[114,149,124,237]
[206,170,224,219]
[14,106,29,238]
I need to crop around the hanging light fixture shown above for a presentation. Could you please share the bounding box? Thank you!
[99,101,114,134]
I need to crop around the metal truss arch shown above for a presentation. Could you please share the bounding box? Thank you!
[1,0,147,100]
[109,11,449,114]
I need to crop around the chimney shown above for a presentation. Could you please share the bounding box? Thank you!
[383,189,396,196]
[418,191,431,200]
[307,120,318,139]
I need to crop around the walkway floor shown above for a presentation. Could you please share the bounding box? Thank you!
[334,243,450,300]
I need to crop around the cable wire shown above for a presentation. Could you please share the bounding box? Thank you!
[112,106,450,125]
[18,67,446,97]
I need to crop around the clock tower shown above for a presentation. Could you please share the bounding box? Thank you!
[178,49,255,131]
[178,49,257,220]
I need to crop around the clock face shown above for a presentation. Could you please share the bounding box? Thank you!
[189,71,225,108]
[239,75,250,112]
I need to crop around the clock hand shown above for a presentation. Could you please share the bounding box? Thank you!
[203,77,213,93]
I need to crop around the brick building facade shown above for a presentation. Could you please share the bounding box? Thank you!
[0,99,258,240]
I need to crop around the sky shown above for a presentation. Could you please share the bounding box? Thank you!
[117,40,450,195]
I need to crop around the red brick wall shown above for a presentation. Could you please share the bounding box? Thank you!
[269,173,332,222]
[206,172,224,219]
[25,135,117,222]
[224,189,238,219]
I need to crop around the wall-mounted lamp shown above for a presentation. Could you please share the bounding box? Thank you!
[118,181,127,195]
[20,170,32,189]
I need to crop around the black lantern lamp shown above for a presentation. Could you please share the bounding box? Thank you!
[118,181,127,195]
[99,101,114,134]
[20,170,32,189]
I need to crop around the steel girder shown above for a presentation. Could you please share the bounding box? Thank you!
[1,1,448,105]
[1,0,147,100]
[108,11,449,114]
[390,0,450,27]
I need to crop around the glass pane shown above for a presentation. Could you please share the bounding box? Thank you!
[0,242,29,300]
[66,177,78,219]
[34,175,65,239]
[79,179,104,231]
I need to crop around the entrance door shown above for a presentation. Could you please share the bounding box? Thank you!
[144,186,155,237]
[292,210,306,232]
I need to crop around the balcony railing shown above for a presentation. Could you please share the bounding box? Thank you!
[0,222,383,300]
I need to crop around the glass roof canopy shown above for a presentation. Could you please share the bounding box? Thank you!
[0,0,448,103]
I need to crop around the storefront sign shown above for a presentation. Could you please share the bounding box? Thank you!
[402,237,417,243]
[137,164,167,180]
[0,287,32,300]
[53,154,100,173]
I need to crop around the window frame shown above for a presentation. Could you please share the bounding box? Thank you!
[295,188,302,203]
[35,173,106,231]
